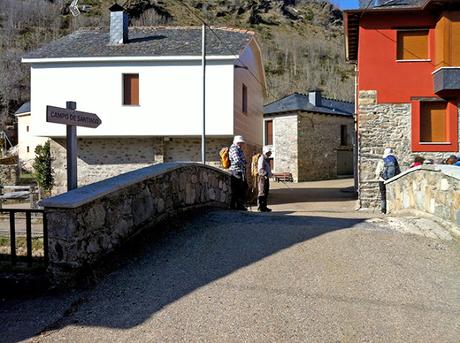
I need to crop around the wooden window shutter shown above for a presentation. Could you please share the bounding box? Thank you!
[265,120,273,145]
[123,74,139,105]
[420,102,447,142]
[397,30,429,60]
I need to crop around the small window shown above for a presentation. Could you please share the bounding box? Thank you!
[27,146,30,153]
[26,126,29,132]
[397,30,429,60]
[340,125,348,146]
[420,101,447,142]
[123,74,139,105]
[242,84,248,114]
[265,120,273,145]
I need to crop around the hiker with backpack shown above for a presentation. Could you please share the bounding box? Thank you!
[375,147,401,214]
[257,146,273,212]
[229,135,248,210]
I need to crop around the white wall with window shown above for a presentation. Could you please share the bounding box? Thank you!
[16,112,47,171]
[29,60,236,138]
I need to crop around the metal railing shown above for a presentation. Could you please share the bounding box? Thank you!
[0,209,48,267]
[0,185,38,209]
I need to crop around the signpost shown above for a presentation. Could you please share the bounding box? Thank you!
[46,102,101,191]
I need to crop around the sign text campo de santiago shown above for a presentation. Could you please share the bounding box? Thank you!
[46,105,101,128]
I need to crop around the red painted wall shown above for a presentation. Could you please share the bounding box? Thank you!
[358,12,438,103]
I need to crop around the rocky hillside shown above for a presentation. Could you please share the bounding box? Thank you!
[0,0,354,130]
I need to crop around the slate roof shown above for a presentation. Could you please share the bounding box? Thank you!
[14,102,30,115]
[264,93,354,117]
[359,0,423,8]
[23,27,254,60]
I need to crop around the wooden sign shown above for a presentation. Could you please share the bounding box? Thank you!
[46,105,101,128]
[46,102,101,191]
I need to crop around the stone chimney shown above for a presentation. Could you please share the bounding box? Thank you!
[308,90,322,107]
[109,4,128,45]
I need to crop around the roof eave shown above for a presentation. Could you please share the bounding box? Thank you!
[22,55,240,64]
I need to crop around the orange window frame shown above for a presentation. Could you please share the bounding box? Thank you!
[396,30,429,60]
[411,99,458,152]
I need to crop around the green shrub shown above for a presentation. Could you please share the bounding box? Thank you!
[33,140,54,196]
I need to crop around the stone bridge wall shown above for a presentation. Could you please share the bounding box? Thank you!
[386,165,460,230]
[357,90,460,209]
[40,163,232,285]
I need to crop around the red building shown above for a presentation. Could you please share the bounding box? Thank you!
[345,0,460,208]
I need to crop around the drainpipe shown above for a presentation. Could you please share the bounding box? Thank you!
[353,64,359,196]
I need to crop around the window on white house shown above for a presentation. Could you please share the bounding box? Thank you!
[27,146,30,153]
[123,74,139,105]
[26,126,29,132]
[242,84,248,114]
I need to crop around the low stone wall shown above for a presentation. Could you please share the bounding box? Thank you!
[386,165,460,229]
[0,163,18,186]
[40,163,232,285]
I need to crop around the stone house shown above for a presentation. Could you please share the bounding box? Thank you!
[14,101,48,171]
[345,0,460,208]
[22,5,266,194]
[263,90,355,182]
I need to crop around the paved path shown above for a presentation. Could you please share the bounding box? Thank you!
[1,179,459,342]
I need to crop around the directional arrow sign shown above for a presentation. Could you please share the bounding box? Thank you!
[46,105,101,128]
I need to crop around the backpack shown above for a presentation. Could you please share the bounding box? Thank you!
[381,155,401,180]
[219,147,230,169]
[251,153,262,177]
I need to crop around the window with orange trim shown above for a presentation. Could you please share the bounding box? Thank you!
[411,99,458,152]
[397,30,429,60]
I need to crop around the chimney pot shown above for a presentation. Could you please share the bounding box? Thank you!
[308,90,322,107]
[109,4,128,45]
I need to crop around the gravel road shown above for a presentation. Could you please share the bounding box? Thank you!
[1,179,458,343]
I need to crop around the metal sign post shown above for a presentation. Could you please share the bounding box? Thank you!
[66,101,77,191]
[201,24,206,164]
[46,102,101,191]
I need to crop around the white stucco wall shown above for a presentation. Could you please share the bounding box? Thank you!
[234,42,264,147]
[29,60,235,138]
[16,113,47,170]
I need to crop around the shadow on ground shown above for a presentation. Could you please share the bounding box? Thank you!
[1,209,367,342]
[268,185,357,205]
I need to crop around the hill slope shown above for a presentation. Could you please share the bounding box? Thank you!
[0,0,354,129]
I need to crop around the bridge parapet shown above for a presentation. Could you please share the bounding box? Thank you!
[40,162,231,285]
[385,165,460,232]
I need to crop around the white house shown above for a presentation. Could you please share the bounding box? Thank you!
[14,102,47,171]
[22,4,266,193]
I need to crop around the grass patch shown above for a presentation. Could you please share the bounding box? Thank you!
[0,235,44,257]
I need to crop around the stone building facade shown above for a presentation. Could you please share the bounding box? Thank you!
[50,137,235,194]
[51,137,260,194]
[264,91,355,182]
[357,91,460,208]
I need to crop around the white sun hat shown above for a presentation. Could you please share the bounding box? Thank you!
[233,135,245,144]
[263,146,271,154]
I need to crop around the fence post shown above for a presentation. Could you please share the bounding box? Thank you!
[26,211,32,267]
[9,211,16,265]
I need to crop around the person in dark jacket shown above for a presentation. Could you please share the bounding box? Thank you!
[229,135,248,210]
[257,146,272,212]
[375,148,400,214]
